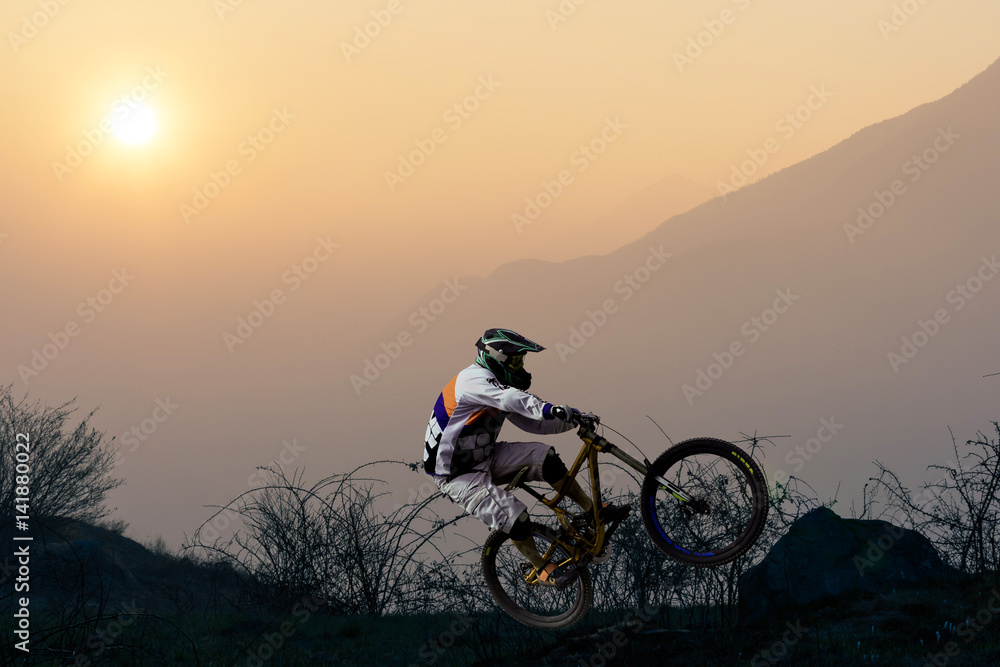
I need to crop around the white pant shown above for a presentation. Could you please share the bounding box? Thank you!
[431,441,551,533]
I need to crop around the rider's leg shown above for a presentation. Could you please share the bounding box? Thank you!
[434,465,553,569]
[542,447,631,525]
[508,511,546,569]
[542,447,593,513]
[509,510,578,585]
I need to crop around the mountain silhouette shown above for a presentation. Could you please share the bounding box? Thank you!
[355,57,1000,506]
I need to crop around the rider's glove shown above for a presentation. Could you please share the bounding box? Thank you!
[550,405,581,424]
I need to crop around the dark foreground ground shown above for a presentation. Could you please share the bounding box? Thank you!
[5,576,999,666]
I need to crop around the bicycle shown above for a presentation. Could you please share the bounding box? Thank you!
[480,413,768,629]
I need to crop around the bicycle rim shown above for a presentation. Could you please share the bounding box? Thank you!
[641,438,767,566]
[481,523,592,630]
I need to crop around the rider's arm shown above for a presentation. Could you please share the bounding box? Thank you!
[507,410,576,435]
[460,370,575,434]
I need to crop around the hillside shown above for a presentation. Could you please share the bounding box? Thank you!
[350,57,1000,510]
[7,518,997,666]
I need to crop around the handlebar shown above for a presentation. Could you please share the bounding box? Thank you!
[572,413,649,475]
[573,412,600,429]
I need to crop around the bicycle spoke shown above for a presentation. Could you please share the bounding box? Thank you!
[491,532,581,617]
[650,451,757,556]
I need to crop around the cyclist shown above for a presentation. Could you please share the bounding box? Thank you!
[423,328,630,586]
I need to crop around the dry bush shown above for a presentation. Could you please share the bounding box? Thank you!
[186,461,468,615]
[0,384,123,527]
[857,421,1000,576]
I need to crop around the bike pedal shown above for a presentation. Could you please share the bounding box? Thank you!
[521,562,579,589]
[519,562,540,584]
[592,544,612,564]
[547,567,580,589]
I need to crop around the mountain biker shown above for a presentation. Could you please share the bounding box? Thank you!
[423,328,630,586]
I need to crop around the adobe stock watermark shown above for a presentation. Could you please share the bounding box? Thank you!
[8,0,73,52]
[17,268,135,386]
[577,603,661,667]
[843,126,959,244]
[350,278,468,394]
[395,454,632,514]
[114,397,181,467]
[384,75,501,193]
[716,84,833,200]
[246,439,307,487]
[891,454,960,521]
[407,612,474,666]
[771,417,844,486]
[923,588,1000,667]
[682,288,800,405]
[749,619,810,666]
[393,471,441,514]
[196,438,309,547]
[853,453,959,576]
[555,246,671,362]
[223,236,339,353]
[68,600,144,666]
[852,522,906,575]
[212,0,254,21]
[179,106,296,223]
[545,0,591,30]
[236,589,327,667]
[511,116,628,234]
[340,0,412,63]
[672,0,755,74]
[887,254,998,373]
[52,66,169,182]
[878,0,934,41]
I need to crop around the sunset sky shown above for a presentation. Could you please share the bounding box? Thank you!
[2,0,998,546]
[4,1,998,283]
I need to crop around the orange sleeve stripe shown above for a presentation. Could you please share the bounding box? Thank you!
[442,374,459,417]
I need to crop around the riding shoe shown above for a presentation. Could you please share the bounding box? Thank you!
[522,562,579,588]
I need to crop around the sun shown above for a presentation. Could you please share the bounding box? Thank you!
[112,104,158,146]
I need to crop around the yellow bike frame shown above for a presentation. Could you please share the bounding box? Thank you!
[511,422,654,577]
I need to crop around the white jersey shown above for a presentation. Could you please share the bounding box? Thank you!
[423,364,574,477]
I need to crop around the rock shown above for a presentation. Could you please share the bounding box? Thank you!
[738,507,963,624]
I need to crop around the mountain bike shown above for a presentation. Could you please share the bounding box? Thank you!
[480,413,768,629]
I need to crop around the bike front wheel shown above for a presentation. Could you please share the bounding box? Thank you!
[481,522,592,630]
[640,438,768,566]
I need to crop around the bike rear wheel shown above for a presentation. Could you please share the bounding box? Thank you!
[481,522,592,630]
[640,438,768,566]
